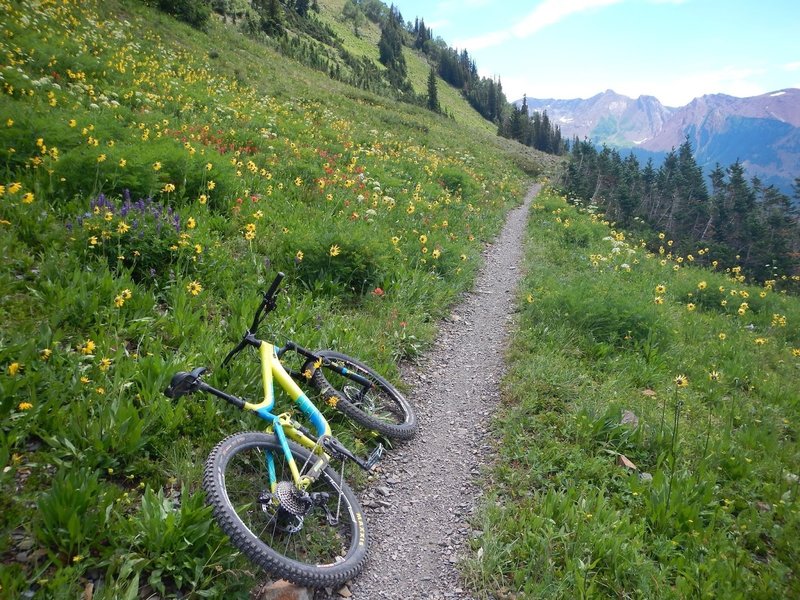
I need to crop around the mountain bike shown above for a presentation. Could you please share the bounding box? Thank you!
[163,273,390,587]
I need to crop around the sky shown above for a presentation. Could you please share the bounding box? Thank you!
[389,0,800,106]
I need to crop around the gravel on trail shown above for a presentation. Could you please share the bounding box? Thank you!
[332,183,540,600]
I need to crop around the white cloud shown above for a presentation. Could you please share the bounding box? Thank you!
[784,61,800,71]
[455,0,623,51]
[511,0,624,38]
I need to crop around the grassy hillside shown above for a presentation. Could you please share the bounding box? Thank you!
[314,0,497,132]
[467,187,800,598]
[0,0,541,596]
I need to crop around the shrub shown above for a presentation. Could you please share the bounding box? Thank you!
[156,0,212,30]
[33,467,116,564]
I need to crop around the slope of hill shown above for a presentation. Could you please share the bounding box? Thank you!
[0,0,543,596]
[524,89,800,194]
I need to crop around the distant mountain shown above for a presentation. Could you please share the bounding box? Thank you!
[520,89,800,195]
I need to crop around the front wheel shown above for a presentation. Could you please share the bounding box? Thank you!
[203,432,368,588]
[305,351,417,440]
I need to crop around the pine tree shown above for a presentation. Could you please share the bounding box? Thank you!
[426,65,440,112]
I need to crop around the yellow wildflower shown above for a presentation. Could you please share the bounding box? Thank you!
[329,244,341,257]
[186,281,203,296]
[7,362,22,376]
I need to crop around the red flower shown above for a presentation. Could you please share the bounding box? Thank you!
[372,287,385,297]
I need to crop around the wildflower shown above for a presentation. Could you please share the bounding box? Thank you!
[792,348,800,357]
[95,387,105,395]
[295,250,304,262]
[718,333,727,341]
[326,395,339,408]
[253,210,264,220]
[372,287,385,297]
[40,348,52,361]
[153,162,161,171]
[406,204,415,215]
[654,296,664,305]
[432,248,441,259]
[186,281,203,295]
[114,295,125,308]
[97,154,106,163]
[194,244,202,254]
[244,230,255,241]
[21,192,34,204]
[162,183,175,193]
[117,221,130,234]
[121,289,132,300]
[187,217,196,229]
[104,211,113,222]
[391,236,400,245]
[81,339,96,355]
[674,374,689,388]
[119,158,126,167]
[207,180,216,190]
[8,182,22,194]
[6,119,13,126]
[460,254,467,261]
[16,400,31,411]
[771,314,787,327]
[206,162,213,171]
[245,223,256,233]
[658,233,665,240]
[754,338,768,346]
[709,370,722,382]
[294,176,303,186]
[7,362,22,376]
[329,244,341,257]
[527,294,534,303]
[697,281,707,290]
[198,194,207,205]
[99,357,112,372]
[419,234,428,244]
[687,303,696,312]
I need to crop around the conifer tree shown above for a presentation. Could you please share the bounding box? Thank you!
[426,65,440,112]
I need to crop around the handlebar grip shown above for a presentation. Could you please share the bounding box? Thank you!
[264,271,285,301]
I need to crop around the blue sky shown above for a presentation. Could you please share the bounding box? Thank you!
[390,0,800,106]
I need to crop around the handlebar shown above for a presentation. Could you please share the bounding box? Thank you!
[221,271,284,368]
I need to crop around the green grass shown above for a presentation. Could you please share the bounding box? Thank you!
[0,0,540,596]
[466,187,800,599]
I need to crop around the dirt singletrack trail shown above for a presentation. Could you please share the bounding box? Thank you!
[342,183,540,600]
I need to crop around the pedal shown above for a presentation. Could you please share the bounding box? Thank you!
[364,443,384,470]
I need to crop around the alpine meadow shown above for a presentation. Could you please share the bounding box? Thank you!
[1,1,798,599]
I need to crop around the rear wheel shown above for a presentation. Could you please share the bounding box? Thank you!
[203,432,368,588]
[305,351,417,440]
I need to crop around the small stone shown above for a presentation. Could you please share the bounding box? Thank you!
[255,579,312,600]
[337,585,352,598]
[621,410,639,427]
